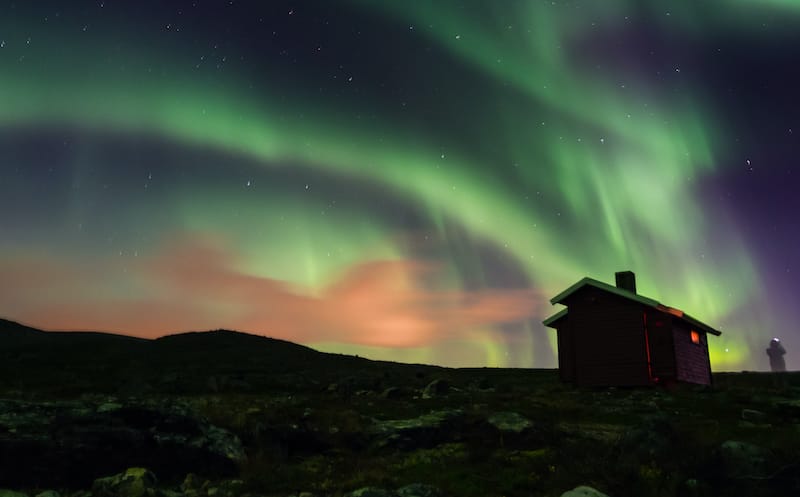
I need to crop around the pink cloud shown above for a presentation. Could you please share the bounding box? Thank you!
[0,234,547,348]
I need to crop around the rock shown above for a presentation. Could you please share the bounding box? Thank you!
[741,409,767,422]
[345,489,396,497]
[34,492,59,497]
[469,378,493,391]
[96,402,123,413]
[396,483,442,497]
[737,420,765,429]
[776,399,800,420]
[367,409,464,450]
[215,479,245,497]
[380,387,403,399]
[92,467,157,497]
[616,414,674,462]
[718,440,772,477]
[422,379,449,399]
[204,424,248,463]
[327,376,378,396]
[560,486,610,497]
[487,412,532,433]
[182,473,202,492]
[0,490,30,497]
[678,478,704,497]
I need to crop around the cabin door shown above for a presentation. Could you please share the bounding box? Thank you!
[645,314,676,380]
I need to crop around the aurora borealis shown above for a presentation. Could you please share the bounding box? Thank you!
[1,1,798,370]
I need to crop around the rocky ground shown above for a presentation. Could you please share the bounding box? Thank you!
[1,321,798,497]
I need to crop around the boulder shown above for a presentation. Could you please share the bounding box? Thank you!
[421,379,449,399]
[204,425,247,462]
[181,473,203,492]
[469,378,493,391]
[96,402,123,413]
[34,492,59,497]
[560,486,610,497]
[0,490,29,497]
[211,479,245,497]
[677,478,705,497]
[616,414,674,462]
[718,440,772,477]
[741,409,768,423]
[380,387,404,399]
[487,412,532,433]
[345,488,396,497]
[368,409,464,450]
[396,483,442,497]
[91,467,157,497]
[328,376,379,396]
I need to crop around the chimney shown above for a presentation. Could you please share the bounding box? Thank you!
[615,271,636,294]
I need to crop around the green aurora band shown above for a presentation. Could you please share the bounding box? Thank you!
[2,0,798,368]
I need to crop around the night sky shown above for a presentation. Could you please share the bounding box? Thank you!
[1,1,799,371]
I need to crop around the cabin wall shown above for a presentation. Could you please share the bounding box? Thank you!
[555,321,576,382]
[564,288,650,386]
[672,321,712,385]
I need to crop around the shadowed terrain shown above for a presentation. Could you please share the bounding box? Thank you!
[1,318,799,497]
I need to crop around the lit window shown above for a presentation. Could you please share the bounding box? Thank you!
[690,330,700,344]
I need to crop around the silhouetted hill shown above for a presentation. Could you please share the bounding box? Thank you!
[153,328,324,366]
[1,318,146,347]
[0,317,45,334]
[0,318,440,396]
[0,317,46,344]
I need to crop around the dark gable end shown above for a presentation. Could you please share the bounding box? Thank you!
[566,285,650,386]
[543,273,720,387]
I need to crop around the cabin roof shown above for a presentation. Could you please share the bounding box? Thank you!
[550,277,659,307]
[543,277,722,336]
[541,308,568,327]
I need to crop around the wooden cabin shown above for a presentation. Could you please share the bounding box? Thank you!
[542,271,721,386]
